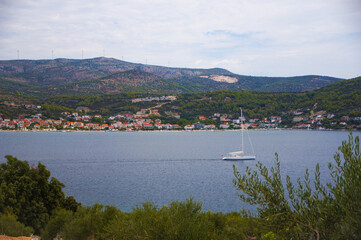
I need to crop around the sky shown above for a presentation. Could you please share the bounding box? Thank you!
[0,0,360,78]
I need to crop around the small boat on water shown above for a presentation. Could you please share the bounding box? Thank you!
[222,151,256,161]
[222,108,256,161]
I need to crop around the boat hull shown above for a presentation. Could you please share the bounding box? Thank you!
[222,155,256,161]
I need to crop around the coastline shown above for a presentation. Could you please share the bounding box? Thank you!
[0,128,354,133]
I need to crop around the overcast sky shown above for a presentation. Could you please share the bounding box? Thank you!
[0,0,360,78]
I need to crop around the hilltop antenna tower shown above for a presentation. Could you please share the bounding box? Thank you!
[17,50,19,60]
[52,50,54,59]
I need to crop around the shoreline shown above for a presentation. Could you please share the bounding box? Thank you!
[0,128,355,133]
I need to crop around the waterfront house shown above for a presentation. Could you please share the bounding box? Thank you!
[219,123,230,129]
[340,122,347,126]
[194,122,205,130]
[112,121,123,129]
[314,115,324,121]
[54,120,62,125]
[74,122,84,128]
[270,116,282,124]
[184,124,194,130]
[205,124,216,130]
[154,122,162,129]
[143,123,154,130]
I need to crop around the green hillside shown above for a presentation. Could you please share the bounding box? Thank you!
[162,77,361,119]
[0,76,359,121]
[0,57,344,95]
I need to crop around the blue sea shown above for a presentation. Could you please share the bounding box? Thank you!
[0,130,358,213]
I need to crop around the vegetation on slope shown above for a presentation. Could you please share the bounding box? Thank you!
[0,77,359,126]
[163,76,361,119]
[45,70,184,95]
[0,57,343,94]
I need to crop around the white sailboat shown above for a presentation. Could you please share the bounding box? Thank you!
[222,108,256,161]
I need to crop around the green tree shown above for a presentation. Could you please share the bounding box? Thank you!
[40,209,73,240]
[0,155,79,233]
[42,204,121,240]
[327,133,361,238]
[233,132,361,239]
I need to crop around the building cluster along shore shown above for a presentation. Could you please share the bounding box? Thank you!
[1,107,360,131]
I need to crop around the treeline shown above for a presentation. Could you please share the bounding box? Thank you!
[41,200,256,240]
[0,133,360,239]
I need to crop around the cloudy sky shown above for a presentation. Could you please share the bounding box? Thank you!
[0,0,360,78]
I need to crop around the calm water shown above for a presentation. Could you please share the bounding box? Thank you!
[0,130,358,213]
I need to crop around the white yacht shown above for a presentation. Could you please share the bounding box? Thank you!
[222,108,256,161]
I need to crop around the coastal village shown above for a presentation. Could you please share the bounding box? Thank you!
[1,99,359,131]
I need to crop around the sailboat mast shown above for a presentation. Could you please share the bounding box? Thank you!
[241,108,244,152]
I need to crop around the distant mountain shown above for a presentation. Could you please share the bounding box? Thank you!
[0,57,344,95]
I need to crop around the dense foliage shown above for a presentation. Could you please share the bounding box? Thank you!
[1,77,359,120]
[233,132,361,239]
[44,77,361,119]
[165,77,361,119]
[0,214,33,236]
[38,93,169,117]
[0,155,79,233]
[41,200,257,240]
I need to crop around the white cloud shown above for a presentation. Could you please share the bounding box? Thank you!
[0,0,360,78]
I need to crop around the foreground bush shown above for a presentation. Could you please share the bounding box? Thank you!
[0,214,34,236]
[233,132,361,239]
[41,199,256,240]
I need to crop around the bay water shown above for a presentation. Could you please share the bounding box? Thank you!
[0,130,358,213]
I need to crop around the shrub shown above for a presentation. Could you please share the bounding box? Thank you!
[233,132,361,239]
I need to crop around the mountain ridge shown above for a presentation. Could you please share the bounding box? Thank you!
[0,57,344,95]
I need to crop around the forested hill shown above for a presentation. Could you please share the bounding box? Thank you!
[0,57,343,96]
[314,76,361,94]
[161,76,361,119]
[0,77,358,122]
